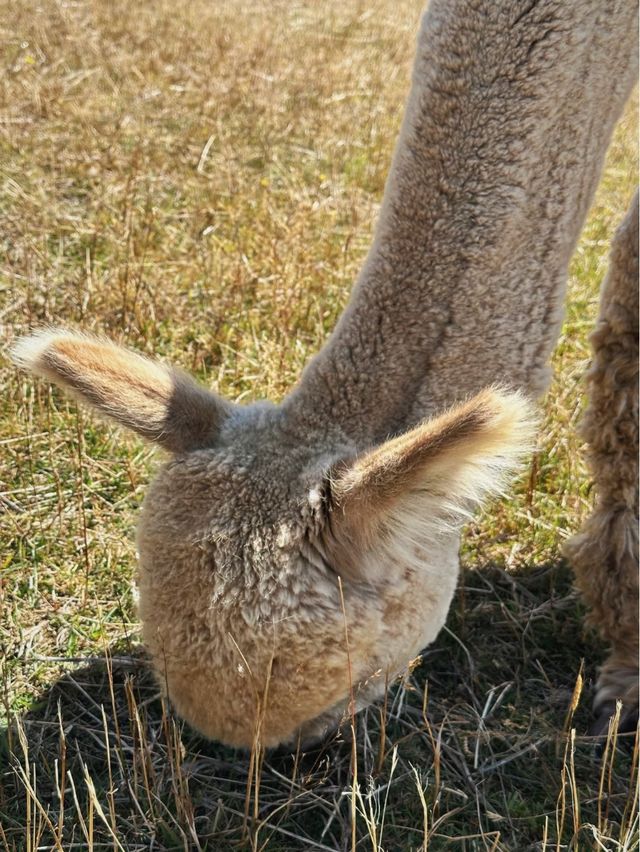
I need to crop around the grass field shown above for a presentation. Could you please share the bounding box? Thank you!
[1,0,638,849]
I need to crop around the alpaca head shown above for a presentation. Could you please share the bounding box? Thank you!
[13,330,534,748]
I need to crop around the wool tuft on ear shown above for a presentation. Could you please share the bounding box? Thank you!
[321,387,536,580]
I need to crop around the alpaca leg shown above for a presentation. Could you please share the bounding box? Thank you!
[565,192,639,736]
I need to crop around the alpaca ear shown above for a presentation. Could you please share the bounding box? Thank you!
[12,330,233,453]
[323,388,536,580]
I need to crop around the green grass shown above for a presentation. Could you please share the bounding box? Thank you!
[0,0,638,848]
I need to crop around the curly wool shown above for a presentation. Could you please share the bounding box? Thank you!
[565,194,639,719]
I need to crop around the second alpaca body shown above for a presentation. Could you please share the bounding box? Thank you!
[14,0,638,746]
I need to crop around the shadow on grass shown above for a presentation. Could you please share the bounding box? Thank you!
[2,562,637,851]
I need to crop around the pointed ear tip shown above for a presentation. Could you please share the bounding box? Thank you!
[12,328,96,366]
[10,329,65,370]
[480,387,539,449]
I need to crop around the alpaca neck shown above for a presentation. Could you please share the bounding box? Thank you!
[283,0,638,446]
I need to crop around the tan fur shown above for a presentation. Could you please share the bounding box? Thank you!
[11,0,639,745]
[564,194,639,729]
[134,386,532,747]
[285,0,638,443]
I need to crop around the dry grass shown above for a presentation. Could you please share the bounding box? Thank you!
[0,0,638,848]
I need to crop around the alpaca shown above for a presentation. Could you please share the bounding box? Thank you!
[12,334,533,747]
[565,193,639,736]
[13,0,638,748]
